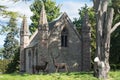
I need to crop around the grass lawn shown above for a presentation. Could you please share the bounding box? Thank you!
[0,71,120,80]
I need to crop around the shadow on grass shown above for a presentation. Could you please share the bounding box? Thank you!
[7,72,30,77]
[59,72,93,75]
[5,71,94,77]
[8,72,50,76]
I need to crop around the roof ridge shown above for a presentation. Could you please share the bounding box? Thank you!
[29,29,38,43]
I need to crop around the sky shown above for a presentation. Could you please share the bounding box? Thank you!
[0,0,93,48]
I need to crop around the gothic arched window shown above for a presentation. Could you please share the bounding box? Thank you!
[61,27,68,47]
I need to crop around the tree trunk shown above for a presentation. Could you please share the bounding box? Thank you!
[94,0,120,79]
[94,0,114,79]
[94,0,108,78]
[102,8,114,79]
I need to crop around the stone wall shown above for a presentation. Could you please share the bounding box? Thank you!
[48,20,81,72]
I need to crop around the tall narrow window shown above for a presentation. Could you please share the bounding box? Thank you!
[28,50,31,69]
[36,49,38,65]
[61,27,68,47]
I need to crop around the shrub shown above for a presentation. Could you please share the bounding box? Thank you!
[116,64,120,70]
[110,64,116,71]
[5,47,20,73]
[0,59,11,73]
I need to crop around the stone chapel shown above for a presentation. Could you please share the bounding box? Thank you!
[20,4,91,74]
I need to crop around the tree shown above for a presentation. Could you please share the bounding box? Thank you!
[111,0,120,14]
[93,0,120,79]
[110,0,120,65]
[73,5,96,69]
[0,0,21,32]
[29,0,61,34]
[5,47,20,73]
[0,5,7,14]
[0,48,4,60]
[3,17,19,59]
[0,5,7,26]
[0,3,20,27]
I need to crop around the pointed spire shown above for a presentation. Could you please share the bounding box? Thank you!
[39,3,48,25]
[83,10,89,24]
[21,15,29,35]
[82,10,91,31]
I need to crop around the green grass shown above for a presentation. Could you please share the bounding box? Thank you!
[0,71,120,80]
[109,71,120,80]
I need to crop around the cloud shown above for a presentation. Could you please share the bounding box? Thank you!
[0,0,14,6]
[0,0,33,25]
[0,0,93,24]
[60,1,93,20]
[7,2,33,18]
[0,35,5,47]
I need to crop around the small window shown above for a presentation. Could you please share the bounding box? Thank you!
[61,27,68,47]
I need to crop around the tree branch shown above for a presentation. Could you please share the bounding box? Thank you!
[110,22,120,34]
[118,9,120,14]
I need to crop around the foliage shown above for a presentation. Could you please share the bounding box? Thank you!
[29,0,61,34]
[0,1,20,33]
[0,4,19,27]
[73,5,96,68]
[110,63,120,69]
[110,64,120,71]
[0,5,7,26]
[109,0,120,65]
[2,11,19,19]
[5,47,20,73]
[0,60,11,73]
[110,64,117,71]
[0,5,7,12]
[111,0,120,14]
[3,17,19,59]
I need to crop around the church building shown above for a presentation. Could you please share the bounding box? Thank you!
[20,4,91,74]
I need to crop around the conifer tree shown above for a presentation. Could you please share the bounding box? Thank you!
[3,17,19,59]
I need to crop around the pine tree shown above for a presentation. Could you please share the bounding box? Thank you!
[3,17,19,59]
